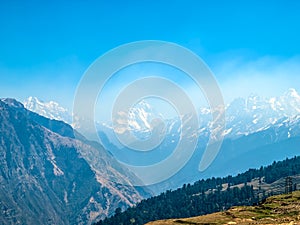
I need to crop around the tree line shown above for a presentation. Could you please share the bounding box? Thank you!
[96,156,300,225]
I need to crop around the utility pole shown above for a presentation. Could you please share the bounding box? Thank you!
[285,177,293,194]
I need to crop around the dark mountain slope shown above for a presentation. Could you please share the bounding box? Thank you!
[146,191,300,225]
[0,99,148,225]
[97,156,300,225]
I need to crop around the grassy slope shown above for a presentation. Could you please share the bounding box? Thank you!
[146,191,300,225]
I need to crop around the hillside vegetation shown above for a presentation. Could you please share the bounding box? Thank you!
[97,156,300,225]
[146,190,300,225]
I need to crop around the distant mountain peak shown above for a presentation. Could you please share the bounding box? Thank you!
[22,88,300,147]
[113,100,162,136]
[1,98,24,109]
[24,96,72,124]
[284,88,300,99]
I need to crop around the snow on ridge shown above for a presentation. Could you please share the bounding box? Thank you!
[24,96,72,124]
[22,88,300,145]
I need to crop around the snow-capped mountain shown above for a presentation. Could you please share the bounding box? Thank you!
[100,86,300,191]
[25,89,300,147]
[18,88,300,193]
[107,88,300,144]
[112,100,166,140]
[24,97,72,124]
[221,88,300,138]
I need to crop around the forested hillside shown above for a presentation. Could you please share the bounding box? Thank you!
[146,191,300,225]
[96,156,300,225]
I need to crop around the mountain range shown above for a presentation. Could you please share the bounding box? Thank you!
[24,97,72,125]
[0,98,149,225]
[2,88,300,224]
[96,88,300,192]
[23,89,300,193]
[24,88,300,140]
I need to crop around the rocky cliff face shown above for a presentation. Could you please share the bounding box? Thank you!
[0,98,149,225]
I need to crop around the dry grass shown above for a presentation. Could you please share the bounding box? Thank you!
[146,191,300,225]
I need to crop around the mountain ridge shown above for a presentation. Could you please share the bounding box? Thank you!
[22,89,300,193]
[23,88,300,141]
[0,98,149,225]
[24,96,72,124]
[96,156,300,225]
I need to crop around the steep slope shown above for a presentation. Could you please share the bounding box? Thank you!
[97,156,300,225]
[145,114,300,194]
[102,88,300,146]
[24,96,72,124]
[146,191,300,225]
[98,89,300,193]
[22,90,300,194]
[0,99,149,225]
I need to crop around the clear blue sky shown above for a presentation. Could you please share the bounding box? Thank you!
[1,0,300,109]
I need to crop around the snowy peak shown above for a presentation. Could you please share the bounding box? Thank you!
[22,88,300,143]
[1,98,25,109]
[218,88,300,138]
[128,100,158,129]
[224,89,300,116]
[113,100,164,140]
[24,97,72,124]
[284,88,300,99]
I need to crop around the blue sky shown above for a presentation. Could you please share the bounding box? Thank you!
[1,0,300,110]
